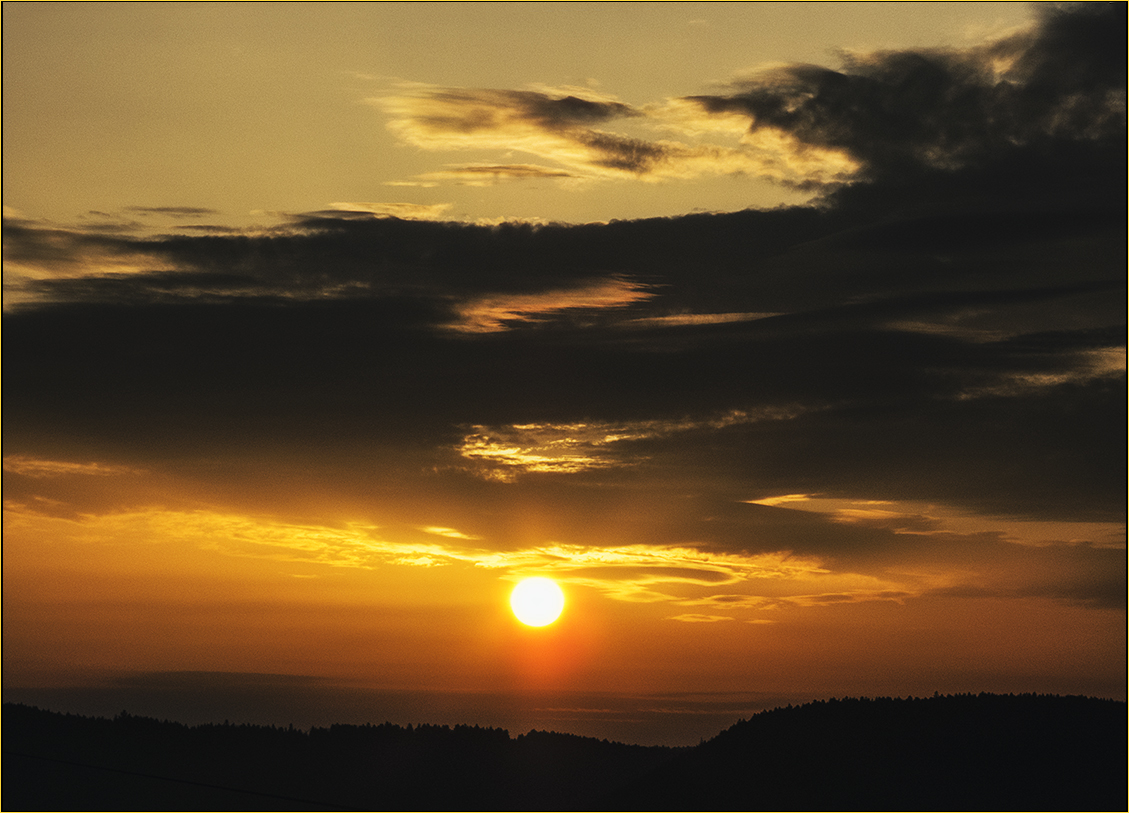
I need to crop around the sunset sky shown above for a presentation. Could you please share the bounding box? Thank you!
[3,2,1125,746]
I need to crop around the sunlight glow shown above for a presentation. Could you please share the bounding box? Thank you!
[458,409,804,480]
[510,577,565,626]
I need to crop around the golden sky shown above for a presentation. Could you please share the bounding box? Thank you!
[5,2,1033,226]
[3,2,1124,745]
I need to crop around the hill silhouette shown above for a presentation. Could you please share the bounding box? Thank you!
[610,693,1127,810]
[4,693,1124,810]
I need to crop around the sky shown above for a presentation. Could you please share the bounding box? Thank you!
[3,2,1125,746]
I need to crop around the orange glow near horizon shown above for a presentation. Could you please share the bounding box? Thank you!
[3,454,1123,703]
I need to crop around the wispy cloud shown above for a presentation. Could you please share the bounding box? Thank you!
[13,492,1118,614]
[747,494,814,508]
[325,201,454,220]
[394,163,578,187]
[374,85,651,178]
[627,312,780,328]
[456,409,804,480]
[124,206,219,218]
[3,455,144,478]
[374,84,858,188]
[450,276,654,333]
[667,614,735,623]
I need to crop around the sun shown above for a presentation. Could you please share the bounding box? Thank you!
[510,577,565,627]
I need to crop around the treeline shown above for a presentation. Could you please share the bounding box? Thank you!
[4,693,1125,810]
[2,705,677,810]
[611,692,1127,810]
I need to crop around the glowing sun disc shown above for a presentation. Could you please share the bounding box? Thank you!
[510,577,565,626]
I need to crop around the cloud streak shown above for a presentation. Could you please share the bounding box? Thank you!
[375,84,857,187]
[6,475,1120,615]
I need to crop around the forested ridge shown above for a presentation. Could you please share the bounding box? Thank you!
[4,693,1124,810]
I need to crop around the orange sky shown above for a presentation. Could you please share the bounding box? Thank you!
[3,2,1124,745]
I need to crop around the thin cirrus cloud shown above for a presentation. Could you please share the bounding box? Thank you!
[324,201,455,220]
[373,84,857,187]
[2,454,144,479]
[667,614,737,624]
[373,85,653,177]
[392,163,579,187]
[123,206,220,219]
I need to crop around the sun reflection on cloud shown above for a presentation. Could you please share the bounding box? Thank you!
[746,493,814,507]
[957,346,1127,399]
[654,94,861,185]
[667,614,735,623]
[473,542,840,606]
[626,311,780,328]
[748,492,1128,550]
[450,276,654,333]
[457,424,627,478]
[458,409,804,480]
[9,448,1121,629]
[420,526,481,540]
[3,500,910,619]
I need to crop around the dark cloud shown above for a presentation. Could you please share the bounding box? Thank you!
[174,224,249,234]
[685,3,1125,185]
[577,130,674,174]
[417,88,638,134]
[427,164,578,181]
[5,194,1123,522]
[516,92,639,128]
[125,206,220,218]
[2,220,142,274]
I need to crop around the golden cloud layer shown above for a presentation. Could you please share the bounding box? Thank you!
[457,409,806,480]
[2,500,911,616]
[450,276,655,333]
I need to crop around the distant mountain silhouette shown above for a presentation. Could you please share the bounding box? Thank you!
[4,693,1124,810]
